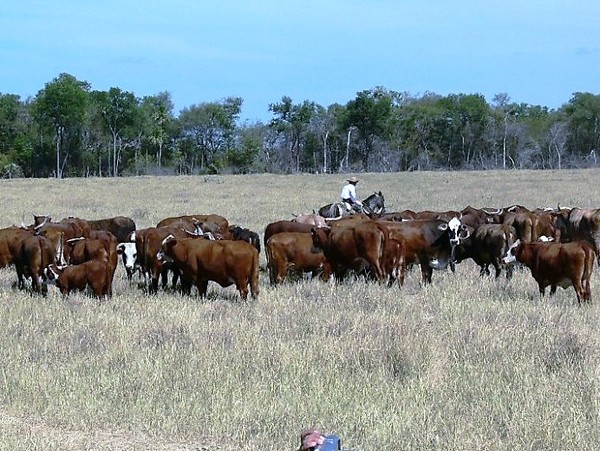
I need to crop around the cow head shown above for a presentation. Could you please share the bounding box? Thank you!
[157,234,177,262]
[116,242,138,277]
[43,264,63,285]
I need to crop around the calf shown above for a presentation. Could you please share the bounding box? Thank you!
[503,240,595,304]
[45,260,112,300]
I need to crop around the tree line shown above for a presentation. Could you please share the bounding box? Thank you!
[1,72,599,178]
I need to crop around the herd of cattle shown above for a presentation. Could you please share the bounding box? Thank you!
[0,204,599,304]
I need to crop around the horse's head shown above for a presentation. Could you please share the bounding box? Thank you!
[363,191,385,216]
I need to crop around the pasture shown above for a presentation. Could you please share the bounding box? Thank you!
[1,170,600,450]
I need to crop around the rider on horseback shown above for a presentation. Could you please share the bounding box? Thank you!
[340,176,362,213]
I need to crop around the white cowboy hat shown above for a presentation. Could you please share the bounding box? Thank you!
[347,176,359,183]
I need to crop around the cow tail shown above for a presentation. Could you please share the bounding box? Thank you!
[250,249,260,299]
[584,245,594,302]
[265,238,274,284]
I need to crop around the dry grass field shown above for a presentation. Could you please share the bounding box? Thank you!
[0,170,599,450]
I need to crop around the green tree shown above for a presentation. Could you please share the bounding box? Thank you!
[179,97,242,172]
[563,92,600,163]
[341,88,393,170]
[269,96,319,172]
[33,73,90,178]
[90,87,138,176]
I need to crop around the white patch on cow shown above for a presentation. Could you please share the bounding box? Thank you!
[538,235,554,242]
[429,257,448,270]
[502,239,521,264]
[44,265,60,285]
[129,231,136,242]
[161,234,176,247]
[447,216,463,245]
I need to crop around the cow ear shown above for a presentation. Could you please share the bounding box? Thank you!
[438,223,448,231]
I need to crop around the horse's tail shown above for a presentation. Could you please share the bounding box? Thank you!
[327,203,343,221]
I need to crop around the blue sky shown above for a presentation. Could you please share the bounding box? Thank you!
[2,1,599,122]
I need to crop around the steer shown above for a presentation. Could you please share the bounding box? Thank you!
[566,207,600,262]
[310,221,389,283]
[157,214,231,239]
[0,226,34,270]
[292,213,328,228]
[263,220,316,245]
[86,216,136,243]
[44,260,112,300]
[503,240,595,304]
[126,227,198,293]
[266,232,331,284]
[14,234,56,294]
[158,235,259,300]
[453,223,517,278]
[376,218,468,284]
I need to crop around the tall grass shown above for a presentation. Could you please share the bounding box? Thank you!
[0,170,599,450]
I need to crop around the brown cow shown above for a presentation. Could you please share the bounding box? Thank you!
[158,235,259,300]
[503,240,595,304]
[310,221,389,282]
[65,232,118,292]
[44,260,112,300]
[263,220,316,245]
[14,234,56,294]
[266,232,331,284]
[126,227,200,293]
[0,226,33,270]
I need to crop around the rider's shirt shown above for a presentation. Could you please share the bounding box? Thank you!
[340,183,358,203]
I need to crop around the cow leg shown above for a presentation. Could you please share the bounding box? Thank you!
[419,260,433,284]
[550,285,557,296]
[196,279,209,297]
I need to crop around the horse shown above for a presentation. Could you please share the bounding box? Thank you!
[318,191,386,220]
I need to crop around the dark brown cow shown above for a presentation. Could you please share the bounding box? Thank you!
[310,221,389,282]
[503,240,595,304]
[87,216,136,243]
[266,232,331,284]
[376,218,468,284]
[44,260,112,300]
[263,220,316,245]
[229,226,261,253]
[158,235,260,300]
[453,223,517,278]
[14,234,56,294]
